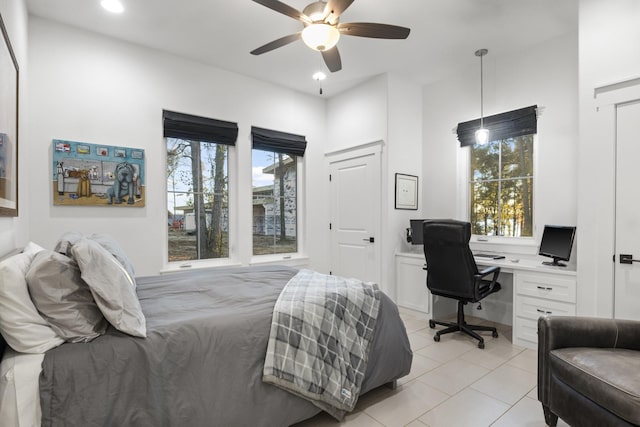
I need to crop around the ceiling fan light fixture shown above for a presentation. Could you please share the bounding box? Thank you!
[302,1,327,22]
[302,24,340,51]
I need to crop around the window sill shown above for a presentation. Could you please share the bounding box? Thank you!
[470,236,538,256]
[250,253,309,267]
[160,259,243,274]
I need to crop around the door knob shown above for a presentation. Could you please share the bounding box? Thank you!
[620,254,640,264]
[362,237,375,243]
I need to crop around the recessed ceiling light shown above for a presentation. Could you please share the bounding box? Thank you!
[101,0,124,14]
[312,72,326,81]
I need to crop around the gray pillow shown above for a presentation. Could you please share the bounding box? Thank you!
[55,232,137,287]
[87,233,136,286]
[53,231,84,255]
[70,238,146,338]
[26,250,108,343]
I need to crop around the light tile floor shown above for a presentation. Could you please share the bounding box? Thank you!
[295,308,570,427]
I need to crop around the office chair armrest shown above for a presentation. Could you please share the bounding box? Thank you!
[476,265,500,282]
[475,266,500,292]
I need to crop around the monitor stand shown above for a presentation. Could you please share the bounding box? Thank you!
[542,258,567,267]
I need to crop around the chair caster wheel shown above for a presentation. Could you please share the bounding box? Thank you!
[429,320,436,329]
[434,334,440,342]
[492,331,499,338]
[478,340,485,349]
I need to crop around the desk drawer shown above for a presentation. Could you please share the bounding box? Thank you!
[516,295,576,320]
[516,273,576,304]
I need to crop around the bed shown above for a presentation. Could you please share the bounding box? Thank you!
[0,238,412,427]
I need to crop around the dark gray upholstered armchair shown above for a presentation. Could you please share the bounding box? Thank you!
[422,219,501,349]
[538,316,640,426]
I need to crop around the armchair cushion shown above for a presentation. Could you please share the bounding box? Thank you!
[551,347,640,424]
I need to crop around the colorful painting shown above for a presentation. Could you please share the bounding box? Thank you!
[52,139,145,207]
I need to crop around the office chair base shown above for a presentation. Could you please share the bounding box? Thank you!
[429,302,499,349]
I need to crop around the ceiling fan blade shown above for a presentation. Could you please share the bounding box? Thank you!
[321,46,342,73]
[250,33,301,55]
[323,0,355,22]
[338,22,411,39]
[252,0,310,23]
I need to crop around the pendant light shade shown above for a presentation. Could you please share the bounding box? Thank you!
[475,48,489,145]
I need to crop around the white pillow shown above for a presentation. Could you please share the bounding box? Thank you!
[0,243,64,353]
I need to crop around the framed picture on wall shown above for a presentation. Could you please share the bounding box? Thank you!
[0,13,19,216]
[395,173,418,210]
[52,139,145,207]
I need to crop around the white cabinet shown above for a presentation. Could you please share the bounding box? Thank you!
[514,272,577,348]
[394,253,430,314]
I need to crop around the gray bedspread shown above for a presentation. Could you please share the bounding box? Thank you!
[39,265,412,427]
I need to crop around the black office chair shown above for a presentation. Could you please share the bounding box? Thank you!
[422,219,501,349]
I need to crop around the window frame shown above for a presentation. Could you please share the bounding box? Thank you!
[250,154,306,265]
[458,133,539,248]
[164,139,238,270]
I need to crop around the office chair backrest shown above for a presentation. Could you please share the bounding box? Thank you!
[422,219,478,300]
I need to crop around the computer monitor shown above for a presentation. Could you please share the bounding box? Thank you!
[407,219,426,245]
[538,225,576,267]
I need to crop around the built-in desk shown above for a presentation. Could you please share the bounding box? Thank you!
[394,252,577,349]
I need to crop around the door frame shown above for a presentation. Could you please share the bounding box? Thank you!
[593,77,640,318]
[326,141,383,283]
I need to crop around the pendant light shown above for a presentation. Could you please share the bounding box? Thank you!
[475,48,489,145]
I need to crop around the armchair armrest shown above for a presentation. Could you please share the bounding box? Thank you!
[538,316,640,406]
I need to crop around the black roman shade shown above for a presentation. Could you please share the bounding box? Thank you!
[251,126,307,157]
[456,105,537,147]
[163,110,238,145]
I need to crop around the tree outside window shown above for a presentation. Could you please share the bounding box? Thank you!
[252,149,297,255]
[167,137,229,262]
[469,135,533,237]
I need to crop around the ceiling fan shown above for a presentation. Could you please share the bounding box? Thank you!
[250,0,411,73]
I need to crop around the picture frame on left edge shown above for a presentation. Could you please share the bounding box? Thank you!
[395,173,418,210]
[0,13,19,216]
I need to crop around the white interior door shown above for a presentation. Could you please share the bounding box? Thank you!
[615,99,640,320]
[328,147,381,283]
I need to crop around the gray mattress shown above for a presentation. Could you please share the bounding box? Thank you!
[39,265,413,427]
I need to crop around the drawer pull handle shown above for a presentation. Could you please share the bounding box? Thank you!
[537,286,553,291]
[536,308,553,315]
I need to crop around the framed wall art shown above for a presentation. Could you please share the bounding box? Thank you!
[52,139,145,207]
[395,173,418,210]
[0,13,19,216]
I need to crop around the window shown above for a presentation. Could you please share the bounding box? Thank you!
[163,110,237,263]
[469,135,533,237]
[250,126,306,257]
[167,138,229,261]
[457,106,537,238]
[252,150,297,255]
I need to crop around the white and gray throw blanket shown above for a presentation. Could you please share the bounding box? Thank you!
[262,269,381,420]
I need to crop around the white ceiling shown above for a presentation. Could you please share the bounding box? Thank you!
[26,0,578,97]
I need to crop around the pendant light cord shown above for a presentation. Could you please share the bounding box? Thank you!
[480,52,484,128]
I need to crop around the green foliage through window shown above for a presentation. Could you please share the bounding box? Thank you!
[167,138,229,262]
[469,135,533,237]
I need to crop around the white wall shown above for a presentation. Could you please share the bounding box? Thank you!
[422,33,578,253]
[0,0,28,255]
[27,17,328,276]
[325,73,423,297]
[577,0,640,316]
[326,75,388,152]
